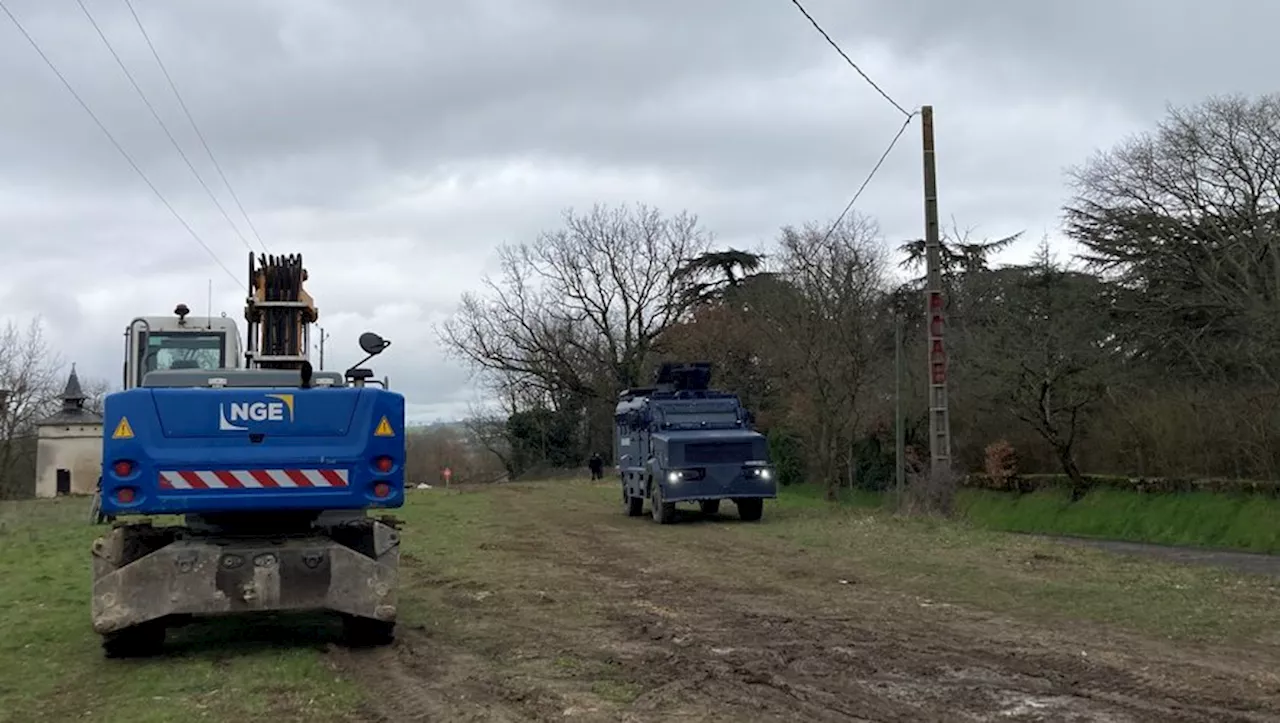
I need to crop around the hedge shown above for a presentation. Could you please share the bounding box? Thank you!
[962,473,1280,497]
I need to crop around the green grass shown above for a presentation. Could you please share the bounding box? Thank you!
[3,482,1278,722]
[779,479,1280,555]
[0,498,364,723]
[774,482,885,510]
[956,487,1280,554]
[737,485,1280,644]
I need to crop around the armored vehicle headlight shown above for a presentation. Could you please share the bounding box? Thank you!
[667,471,681,483]
[760,468,772,480]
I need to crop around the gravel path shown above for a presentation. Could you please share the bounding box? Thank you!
[1044,535,1280,578]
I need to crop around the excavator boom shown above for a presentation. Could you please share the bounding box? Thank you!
[244,253,319,369]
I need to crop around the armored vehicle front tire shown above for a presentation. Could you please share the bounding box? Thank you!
[623,485,644,517]
[651,483,676,524]
[102,621,166,658]
[736,498,764,522]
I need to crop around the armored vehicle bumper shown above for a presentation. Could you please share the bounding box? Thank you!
[90,519,399,635]
[658,466,777,503]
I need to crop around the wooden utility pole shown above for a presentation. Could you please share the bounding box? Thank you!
[894,310,905,498]
[920,105,951,473]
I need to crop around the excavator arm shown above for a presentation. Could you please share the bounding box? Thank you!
[244,253,318,369]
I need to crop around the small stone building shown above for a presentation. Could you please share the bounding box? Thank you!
[35,365,103,498]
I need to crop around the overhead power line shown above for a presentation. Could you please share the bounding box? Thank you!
[121,0,270,254]
[820,110,917,244]
[0,0,244,291]
[787,0,911,118]
[75,0,263,255]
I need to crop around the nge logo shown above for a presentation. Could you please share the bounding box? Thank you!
[218,393,295,431]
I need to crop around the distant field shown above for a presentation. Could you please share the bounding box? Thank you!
[2,482,1279,722]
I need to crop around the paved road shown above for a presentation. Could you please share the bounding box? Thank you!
[1045,534,1280,578]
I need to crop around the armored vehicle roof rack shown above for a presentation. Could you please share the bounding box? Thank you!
[617,362,716,401]
[618,385,657,400]
[654,361,712,392]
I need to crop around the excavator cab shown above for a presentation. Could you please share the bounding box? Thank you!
[123,304,242,390]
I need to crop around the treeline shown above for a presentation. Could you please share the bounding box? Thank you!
[403,423,507,486]
[438,93,1280,499]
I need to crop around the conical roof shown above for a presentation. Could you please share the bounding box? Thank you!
[61,363,86,403]
[38,363,102,426]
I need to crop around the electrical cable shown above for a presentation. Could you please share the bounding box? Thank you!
[787,0,911,117]
[75,0,261,255]
[0,0,245,291]
[120,0,270,254]
[819,111,917,244]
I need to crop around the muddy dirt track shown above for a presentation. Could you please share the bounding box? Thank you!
[329,484,1280,722]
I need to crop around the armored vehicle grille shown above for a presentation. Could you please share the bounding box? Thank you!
[684,441,754,465]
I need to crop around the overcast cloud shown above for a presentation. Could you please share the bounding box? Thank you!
[1,0,1274,422]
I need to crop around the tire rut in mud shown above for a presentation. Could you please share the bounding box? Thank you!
[513,503,1280,722]
[328,625,573,723]
[332,487,1280,722]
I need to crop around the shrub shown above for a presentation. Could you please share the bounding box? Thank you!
[982,439,1018,490]
[767,427,806,486]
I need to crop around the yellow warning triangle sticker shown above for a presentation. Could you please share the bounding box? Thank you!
[373,416,395,437]
[112,417,134,439]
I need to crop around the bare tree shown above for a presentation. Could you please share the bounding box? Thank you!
[0,318,65,498]
[81,376,113,416]
[462,396,516,479]
[970,240,1115,496]
[438,203,715,401]
[765,214,890,500]
[1066,93,1280,384]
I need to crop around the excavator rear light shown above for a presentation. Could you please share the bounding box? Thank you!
[372,482,391,499]
[115,487,136,504]
[112,460,133,477]
[373,456,393,473]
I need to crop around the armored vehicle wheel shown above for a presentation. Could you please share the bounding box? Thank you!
[342,615,395,648]
[651,483,676,524]
[699,499,720,515]
[736,498,764,522]
[102,621,166,658]
[623,485,644,517]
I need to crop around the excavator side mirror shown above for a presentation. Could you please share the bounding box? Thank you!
[359,332,390,356]
[347,332,391,387]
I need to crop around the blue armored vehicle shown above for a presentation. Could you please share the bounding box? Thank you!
[614,362,776,524]
[91,253,405,657]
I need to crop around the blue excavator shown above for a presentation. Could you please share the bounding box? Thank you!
[91,253,405,657]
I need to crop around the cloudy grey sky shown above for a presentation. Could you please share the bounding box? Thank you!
[0,0,1274,422]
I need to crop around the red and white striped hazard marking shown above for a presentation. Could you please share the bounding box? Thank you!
[159,469,348,490]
